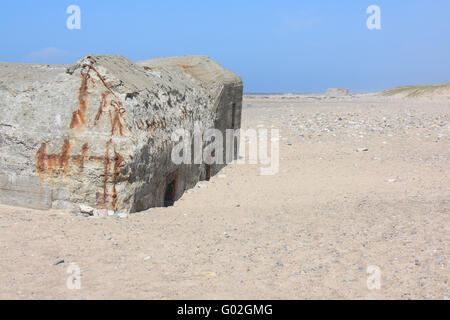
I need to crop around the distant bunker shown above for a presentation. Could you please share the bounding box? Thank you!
[326,88,349,97]
[0,55,243,213]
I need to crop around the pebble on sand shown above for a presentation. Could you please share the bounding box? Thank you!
[79,204,94,215]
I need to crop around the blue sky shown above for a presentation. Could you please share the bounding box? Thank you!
[0,0,449,93]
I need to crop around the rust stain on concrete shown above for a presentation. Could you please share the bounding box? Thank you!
[35,138,71,180]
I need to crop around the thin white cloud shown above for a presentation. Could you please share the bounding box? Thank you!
[23,47,72,64]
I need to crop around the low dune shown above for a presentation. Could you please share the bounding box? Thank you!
[381,82,450,98]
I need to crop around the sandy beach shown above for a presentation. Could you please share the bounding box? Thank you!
[0,94,448,300]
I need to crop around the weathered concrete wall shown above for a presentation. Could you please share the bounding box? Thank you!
[136,56,243,177]
[0,55,243,213]
[326,88,349,97]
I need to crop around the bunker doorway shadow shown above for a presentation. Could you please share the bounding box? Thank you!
[164,170,178,207]
[205,164,213,181]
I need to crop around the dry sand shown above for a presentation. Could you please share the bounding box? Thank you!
[0,94,448,299]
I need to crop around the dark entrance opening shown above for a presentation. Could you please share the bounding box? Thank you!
[164,170,178,207]
[205,149,215,181]
[205,164,213,181]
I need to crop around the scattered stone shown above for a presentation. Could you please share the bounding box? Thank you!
[144,256,151,261]
[94,209,108,217]
[54,259,65,266]
[357,148,369,152]
[117,213,128,219]
[79,205,94,215]
[197,183,208,189]
[387,178,397,183]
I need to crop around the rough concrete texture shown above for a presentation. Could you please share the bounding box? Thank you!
[326,88,350,97]
[0,55,243,213]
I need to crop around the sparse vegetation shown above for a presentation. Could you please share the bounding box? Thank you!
[381,82,450,97]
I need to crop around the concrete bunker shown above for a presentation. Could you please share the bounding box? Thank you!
[0,54,243,213]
